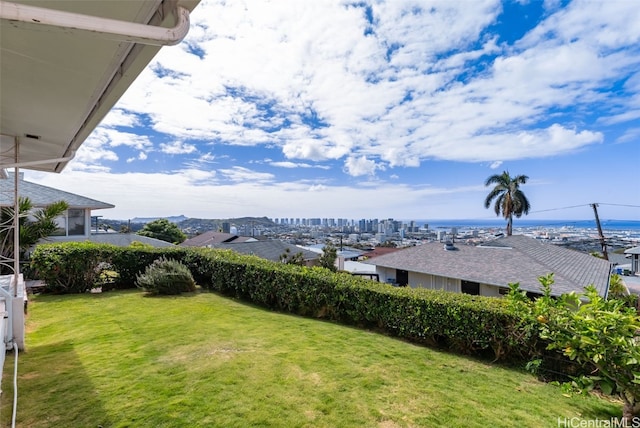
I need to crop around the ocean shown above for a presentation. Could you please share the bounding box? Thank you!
[407,219,640,232]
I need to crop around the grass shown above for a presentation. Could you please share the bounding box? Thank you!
[1,289,621,427]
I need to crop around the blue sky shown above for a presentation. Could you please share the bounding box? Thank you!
[30,0,640,221]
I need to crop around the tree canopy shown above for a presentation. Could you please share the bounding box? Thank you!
[484,171,531,236]
[318,241,338,271]
[137,218,186,244]
[0,197,68,273]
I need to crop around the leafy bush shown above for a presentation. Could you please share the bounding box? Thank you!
[136,257,196,295]
[30,242,537,362]
[30,242,114,293]
[506,273,640,420]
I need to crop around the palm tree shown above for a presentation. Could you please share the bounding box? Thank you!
[484,171,531,236]
[0,197,69,273]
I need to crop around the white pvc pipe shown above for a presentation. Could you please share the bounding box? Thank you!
[1,155,75,169]
[0,1,191,46]
[13,164,18,297]
[11,342,18,428]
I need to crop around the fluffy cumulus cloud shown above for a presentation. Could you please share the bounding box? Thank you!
[344,155,380,177]
[160,141,197,155]
[106,0,639,173]
[46,0,640,219]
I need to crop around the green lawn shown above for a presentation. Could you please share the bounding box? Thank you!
[1,289,621,427]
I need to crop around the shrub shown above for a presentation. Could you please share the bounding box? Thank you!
[506,273,640,420]
[136,257,196,295]
[30,242,114,294]
[29,242,536,362]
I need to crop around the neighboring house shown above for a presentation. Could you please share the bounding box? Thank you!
[181,231,258,247]
[88,233,175,248]
[0,174,173,248]
[362,235,612,298]
[0,173,114,242]
[624,246,640,274]
[184,236,319,266]
[300,243,371,271]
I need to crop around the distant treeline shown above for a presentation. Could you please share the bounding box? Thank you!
[97,216,276,235]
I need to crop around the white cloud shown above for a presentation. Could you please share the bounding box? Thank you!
[160,141,197,155]
[25,169,494,220]
[102,0,638,172]
[35,0,640,221]
[614,128,640,144]
[100,109,142,128]
[218,166,274,183]
[270,161,330,169]
[343,155,380,177]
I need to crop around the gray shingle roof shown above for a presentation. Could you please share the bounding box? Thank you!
[207,240,319,263]
[87,233,175,248]
[0,174,114,210]
[180,231,257,247]
[363,235,612,297]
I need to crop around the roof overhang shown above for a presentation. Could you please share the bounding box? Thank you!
[0,0,200,173]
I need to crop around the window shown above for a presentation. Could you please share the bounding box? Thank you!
[67,209,85,236]
[461,280,480,295]
[51,209,86,237]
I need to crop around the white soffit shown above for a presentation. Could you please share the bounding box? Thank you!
[0,0,200,173]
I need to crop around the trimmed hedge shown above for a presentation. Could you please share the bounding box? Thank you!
[30,242,537,362]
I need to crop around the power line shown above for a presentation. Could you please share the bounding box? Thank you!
[527,202,640,216]
[598,203,640,209]
[527,204,591,215]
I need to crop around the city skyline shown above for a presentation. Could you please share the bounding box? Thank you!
[26,0,640,221]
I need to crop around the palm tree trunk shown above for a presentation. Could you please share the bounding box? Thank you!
[506,215,513,236]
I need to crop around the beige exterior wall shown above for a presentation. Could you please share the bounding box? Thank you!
[409,271,460,293]
[374,266,504,297]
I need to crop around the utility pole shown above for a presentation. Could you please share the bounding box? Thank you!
[591,203,608,261]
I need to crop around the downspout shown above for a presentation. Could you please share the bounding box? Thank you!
[0,0,191,46]
[12,162,18,298]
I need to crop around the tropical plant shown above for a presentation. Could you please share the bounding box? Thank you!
[318,241,337,271]
[484,171,531,236]
[608,273,628,299]
[507,274,640,421]
[0,197,68,273]
[279,248,305,266]
[137,218,186,244]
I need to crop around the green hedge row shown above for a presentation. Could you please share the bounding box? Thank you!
[30,242,537,362]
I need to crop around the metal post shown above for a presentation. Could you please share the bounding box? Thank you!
[13,146,19,296]
[591,203,608,261]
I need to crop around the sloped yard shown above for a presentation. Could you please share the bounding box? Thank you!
[1,290,620,427]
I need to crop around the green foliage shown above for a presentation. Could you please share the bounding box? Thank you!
[29,242,537,361]
[128,241,153,249]
[195,247,527,360]
[318,241,337,271]
[30,242,113,293]
[137,218,186,244]
[608,273,628,299]
[484,171,530,236]
[136,257,196,295]
[0,197,68,273]
[279,248,305,266]
[506,273,640,419]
